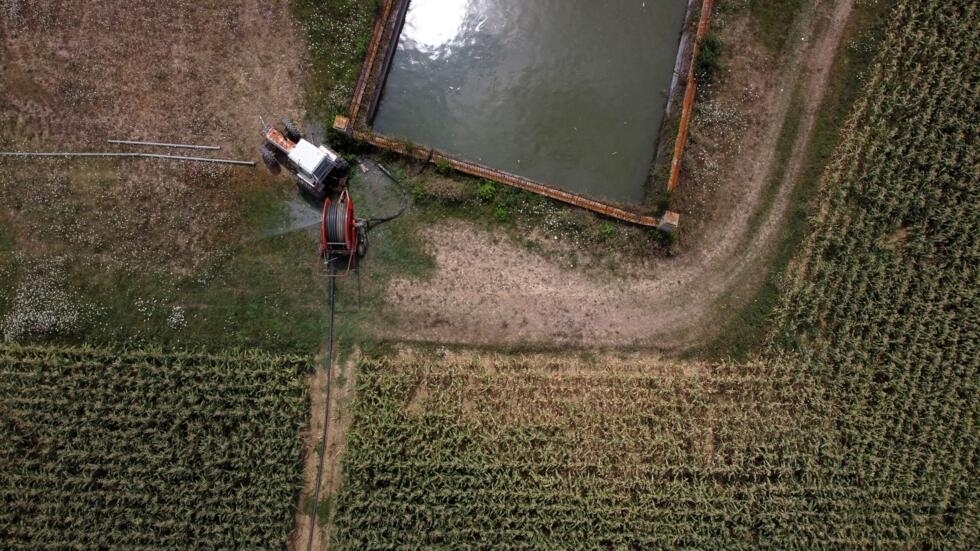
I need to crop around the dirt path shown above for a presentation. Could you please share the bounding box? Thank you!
[290,348,359,551]
[291,363,328,551]
[383,0,856,351]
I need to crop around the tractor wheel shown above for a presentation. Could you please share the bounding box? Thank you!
[282,118,302,142]
[260,145,280,174]
[356,225,368,258]
[335,156,350,175]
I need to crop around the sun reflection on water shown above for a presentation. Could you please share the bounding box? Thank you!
[402,0,477,59]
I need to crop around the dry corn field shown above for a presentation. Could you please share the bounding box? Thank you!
[331,1,979,547]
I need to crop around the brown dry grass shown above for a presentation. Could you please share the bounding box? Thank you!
[1,0,302,149]
[364,346,827,471]
[0,0,306,274]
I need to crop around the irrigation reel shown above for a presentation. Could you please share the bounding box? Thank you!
[320,186,368,276]
[318,163,408,279]
[261,117,406,278]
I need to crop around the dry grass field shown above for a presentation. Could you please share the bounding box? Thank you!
[0,0,305,271]
[0,0,335,350]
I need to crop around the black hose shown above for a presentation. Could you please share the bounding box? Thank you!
[364,163,411,232]
[414,148,435,176]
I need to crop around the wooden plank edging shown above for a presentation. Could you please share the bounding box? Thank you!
[667,0,714,193]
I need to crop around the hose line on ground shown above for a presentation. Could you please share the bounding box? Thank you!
[363,162,411,232]
[306,268,336,551]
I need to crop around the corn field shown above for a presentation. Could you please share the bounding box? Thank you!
[335,354,846,548]
[332,0,979,547]
[0,344,310,549]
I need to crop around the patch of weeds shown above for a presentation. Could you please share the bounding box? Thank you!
[645,106,678,212]
[695,34,724,88]
[644,175,673,214]
[653,228,679,249]
[433,160,453,176]
[476,180,496,203]
[409,181,428,203]
[598,222,617,241]
[300,494,333,523]
[493,204,511,223]
[421,178,472,205]
[316,497,333,524]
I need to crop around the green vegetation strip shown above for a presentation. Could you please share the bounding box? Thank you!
[293,0,380,125]
[0,344,310,549]
[333,0,980,546]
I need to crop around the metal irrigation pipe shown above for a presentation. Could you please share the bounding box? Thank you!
[108,139,221,150]
[0,151,255,166]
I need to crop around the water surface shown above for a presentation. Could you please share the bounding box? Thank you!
[374,0,687,204]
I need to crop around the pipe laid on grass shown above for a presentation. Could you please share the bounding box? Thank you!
[0,151,254,166]
[108,139,221,150]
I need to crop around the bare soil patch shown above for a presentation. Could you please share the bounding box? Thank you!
[291,364,328,551]
[382,1,856,352]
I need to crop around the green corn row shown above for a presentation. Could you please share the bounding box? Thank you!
[0,344,311,550]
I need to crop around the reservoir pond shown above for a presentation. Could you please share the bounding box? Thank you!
[373,0,687,204]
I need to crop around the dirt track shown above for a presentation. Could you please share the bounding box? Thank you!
[384,0,856,351]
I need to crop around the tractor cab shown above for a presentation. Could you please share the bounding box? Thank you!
[288,139,348,198]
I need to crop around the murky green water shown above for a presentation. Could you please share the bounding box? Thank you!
[374,0,687,204]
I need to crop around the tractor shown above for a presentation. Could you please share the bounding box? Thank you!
[260,118,349,200]
[260,118,366,275]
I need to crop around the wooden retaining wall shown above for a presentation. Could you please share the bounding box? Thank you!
[334,123,669,228]
[343,0,401,132]
[668,0,714,193]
